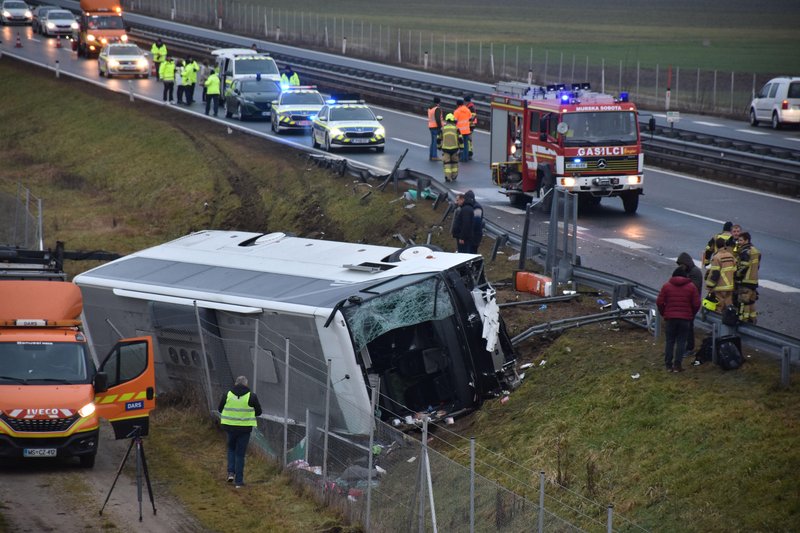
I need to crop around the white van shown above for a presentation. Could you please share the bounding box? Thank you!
[749,76,800,129]
[211,48,280,90]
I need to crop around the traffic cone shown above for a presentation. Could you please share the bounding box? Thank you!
[56,36,62,49]
[15,32,22,48]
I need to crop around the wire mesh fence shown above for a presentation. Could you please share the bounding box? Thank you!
[125,0,769,117]
[0,183,43,250]
[102,298,647,532]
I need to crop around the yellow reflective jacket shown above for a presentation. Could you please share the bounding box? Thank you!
[706,248,736,291]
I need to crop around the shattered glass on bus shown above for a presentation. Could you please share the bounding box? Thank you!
[342,258,518,422]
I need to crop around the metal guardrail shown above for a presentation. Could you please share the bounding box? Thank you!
[103,15,800,365]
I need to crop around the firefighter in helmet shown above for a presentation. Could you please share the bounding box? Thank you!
[735,232,760,323]
[705,236,737,311]
[437,113,463,183]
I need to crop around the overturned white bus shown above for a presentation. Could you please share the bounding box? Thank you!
[73,231,519,435]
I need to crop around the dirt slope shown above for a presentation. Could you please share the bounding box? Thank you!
[0,422,207,533]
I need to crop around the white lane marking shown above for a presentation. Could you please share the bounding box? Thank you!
[760,280,800,293]
[492,205,526,215]
[651,168,800,204]
[602,238,650,250]
[693,121,724,127]
[390,137,427,148]
[786,138,800,142]
[664,208,724,224]
[734,129,770,135]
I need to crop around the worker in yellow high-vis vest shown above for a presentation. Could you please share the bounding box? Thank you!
[218,375,263,488]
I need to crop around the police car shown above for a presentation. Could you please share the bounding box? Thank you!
[270,86,325,134]
[310,100,385,153]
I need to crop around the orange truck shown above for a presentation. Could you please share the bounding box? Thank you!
[0,280,155,467]
[72,0,128,58]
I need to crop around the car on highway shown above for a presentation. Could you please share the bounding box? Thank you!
[0,0,32,25]
[749,76,800,129]
[31,4,57,33]
[223,76,281,120]
[311,99,385,152]
[97,43,150,79]
[40,8,77,37]
[270,86,325,133]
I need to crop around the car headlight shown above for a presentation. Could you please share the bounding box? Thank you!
[2,11,11,17]
[375,127,386,137]
[70,21,78,29]
[25,10,32,18]
[136,58,148,69]
[78,402,96,418]
[108,59,120,68]
[46,21,55,29]
[329,127,343,137]
[87,33,96,41]
[120,34,128,42]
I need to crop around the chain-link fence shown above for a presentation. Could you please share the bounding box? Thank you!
[0,183,43,250]
[124,0,770,117]
[96,296,645,532]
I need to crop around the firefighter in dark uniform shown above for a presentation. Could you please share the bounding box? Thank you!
[438,113,463,182]
[702,221,733,268]
[735,232,760,323]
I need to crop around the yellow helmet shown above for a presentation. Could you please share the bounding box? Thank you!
[445,113,455,122]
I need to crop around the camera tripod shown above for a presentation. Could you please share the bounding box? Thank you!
[99,428,157,521]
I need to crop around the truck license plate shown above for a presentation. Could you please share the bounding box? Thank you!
[351,138,370,144]
[24,448,57,458]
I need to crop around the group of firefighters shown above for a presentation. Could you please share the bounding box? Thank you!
[702,221,761,324]
[427,96,477,182]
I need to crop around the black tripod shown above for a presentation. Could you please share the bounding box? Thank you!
[99,428,157,521]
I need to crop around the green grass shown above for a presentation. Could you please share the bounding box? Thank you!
[2,55,799,531]
[234,0,800,73]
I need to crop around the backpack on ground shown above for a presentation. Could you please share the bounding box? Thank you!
[693,336,714,366]
[717,335,743,370]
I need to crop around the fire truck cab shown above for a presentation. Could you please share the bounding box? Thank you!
[490,82,644,214]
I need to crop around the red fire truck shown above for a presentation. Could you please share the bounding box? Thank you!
[490,81,644,214]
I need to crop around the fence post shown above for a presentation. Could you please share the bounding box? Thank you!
[607,504,614,533]
[322,359,331,491]
[470,437,475,533]
[342,36,346,55]
[282,337,290,466]
[781,347,791,388]
[538,470,545,533]
[424,51,429,70]
[418,419,427,532]
[252,319,259,395]
[366,375,380,530]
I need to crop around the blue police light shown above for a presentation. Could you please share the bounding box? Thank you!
[309,114,318,121]
[573,158,582,163]
[619,91,629,102]
[560,93,570,103]
[280,83,290,91]
[325,98,337,105]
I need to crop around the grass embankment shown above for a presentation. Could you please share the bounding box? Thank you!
[244,0,800,73]
[2,57,799,531]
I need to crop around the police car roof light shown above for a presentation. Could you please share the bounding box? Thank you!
[290,85,318,90]
[619,91,629,102]
[325,98,337,104]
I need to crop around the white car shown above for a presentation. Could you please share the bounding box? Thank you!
[749,76,800,129]
[270,86,325,133]
[40,9,77,37]
[0,0,32,25]
[311,100,385,152]
[98,43,150,79]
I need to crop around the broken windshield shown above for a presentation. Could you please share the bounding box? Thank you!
[561,111,638,146]
[343,276,455,352]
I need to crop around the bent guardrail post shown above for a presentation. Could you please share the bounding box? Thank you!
[491,233,508,262]
[781,347,791,388]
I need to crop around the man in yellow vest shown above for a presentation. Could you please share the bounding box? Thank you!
[280,65,300,87]
[705,236,737,310]
[218,375,262,488]
[159,57,176,104]
[437,113,463,182]
[150,38,167,80]
[204,68,221,116]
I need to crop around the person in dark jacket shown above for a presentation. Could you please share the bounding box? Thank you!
[465,190,483,253]
[451,193,475,253]
[656,268,701,372]
[218,376,263,487]
[676,251,702,354]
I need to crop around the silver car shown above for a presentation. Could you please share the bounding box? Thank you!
[31,4,57,33]
[98,43,150,79]
[40,9,77,37]
[0,0,32,25]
